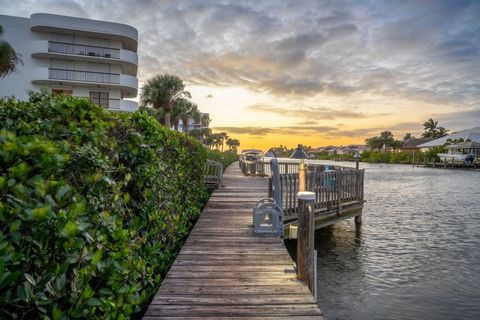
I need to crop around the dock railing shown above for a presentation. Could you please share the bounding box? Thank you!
[239,158,331,176]
[205,159,223,189]
[275,169,364,215]
[262,159,364,216]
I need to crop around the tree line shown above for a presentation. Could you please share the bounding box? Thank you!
[365,118,449,149]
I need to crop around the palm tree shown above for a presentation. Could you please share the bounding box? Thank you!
[170,108,181,131]
[422,118,438,138]
[0,25,21,78]
[139,105,165,124]
[226,138,240,152]
[436,127,448,138]
[189,127,210,143]
[219,132,229,151]
[204,134,214,150]
[403,133,414,140]
[200,113,211,128]
[211,133,223,150]
[169,99,186,131]
[423,118,438,131]
[422,118,448,138]
[140,74,191,128]
[190,108,202,130]
[175,99,198,132]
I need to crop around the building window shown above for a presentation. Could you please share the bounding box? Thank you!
[90,91,109,108]
[52,89,73,96]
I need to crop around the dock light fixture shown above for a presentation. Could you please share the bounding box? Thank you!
[354,152,360,170]
[290,144,309,191]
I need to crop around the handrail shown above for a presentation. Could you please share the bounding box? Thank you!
[48,41,121,59]
[90,98,121,109]
[49,68,119,76]
[269,166,365,215]
[49,41,121,52]
[48,68,120,84]
[205,159,223,189]
[270,158,282,208]
[239,158,350,176]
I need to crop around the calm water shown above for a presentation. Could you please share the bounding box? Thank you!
[286,162,480,320]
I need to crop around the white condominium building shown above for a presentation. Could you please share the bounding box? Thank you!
[177,113,210,133]
[0,13,139,111]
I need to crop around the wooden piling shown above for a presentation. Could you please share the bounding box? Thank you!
[297,192,315,294]
[355,215,362,225]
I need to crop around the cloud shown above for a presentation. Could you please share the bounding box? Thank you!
[214,125,338,137]
[246,104,369,120]
[297,121,318,125]
[212,124,411,139]
[1,0,479,125]
[213,126,273,136]
[434,108,480,129]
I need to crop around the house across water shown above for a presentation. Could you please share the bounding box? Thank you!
[438,141,480,166]
[418,127,480,168]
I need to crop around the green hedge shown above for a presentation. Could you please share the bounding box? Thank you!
[0,93,208,319]
[360,150,446,164]
[206,150,239,169]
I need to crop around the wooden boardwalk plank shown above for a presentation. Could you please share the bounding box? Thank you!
[144,304,323,317]
[151,295,317,305]
[144,163,324,319]
[144,317,321,320]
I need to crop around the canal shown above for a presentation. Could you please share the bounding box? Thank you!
[286,162,480,320]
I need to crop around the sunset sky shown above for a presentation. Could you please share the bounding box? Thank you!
[3,0,480,150]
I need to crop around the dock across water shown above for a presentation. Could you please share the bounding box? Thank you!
[144,163,324,319]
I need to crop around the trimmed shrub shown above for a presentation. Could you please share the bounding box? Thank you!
[0,93,208,319]
[207,150,239,169]
[368,147,446,163]
[360,150,391,163]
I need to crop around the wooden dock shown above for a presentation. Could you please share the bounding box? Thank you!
[144,163,324,319]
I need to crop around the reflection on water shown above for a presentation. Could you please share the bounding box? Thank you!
[285,162,480,320]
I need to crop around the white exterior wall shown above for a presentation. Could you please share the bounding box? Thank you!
[0,13,138,111]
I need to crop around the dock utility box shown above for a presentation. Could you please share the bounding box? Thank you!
[253,199,283,236]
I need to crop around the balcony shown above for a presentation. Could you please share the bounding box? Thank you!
[30,13,138,51]
[95,98,138,111]
[31,40,138,70]
[119,99,138,111]
[49,68,120,84]
[50,41,120,58]
[32,68,138,96]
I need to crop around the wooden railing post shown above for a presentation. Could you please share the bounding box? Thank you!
[218,161,223,188]
[297,191,315,294]
[298,160,306,191]
[355,169,364,225]
[270,158,282,208]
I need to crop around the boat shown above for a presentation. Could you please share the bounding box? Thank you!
[437,152,475,165]
[437,141,480,166]
[240,149,264,161]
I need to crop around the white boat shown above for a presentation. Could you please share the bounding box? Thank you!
[437,152,473,164]
[438,141,480,166]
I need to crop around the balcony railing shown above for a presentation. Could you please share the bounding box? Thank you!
[48,41,120,59]
[49,68,120,84]
[107,98,121,109]
[90,98,121,109]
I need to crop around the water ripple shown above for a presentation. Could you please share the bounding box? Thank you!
[288,162,480,320]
